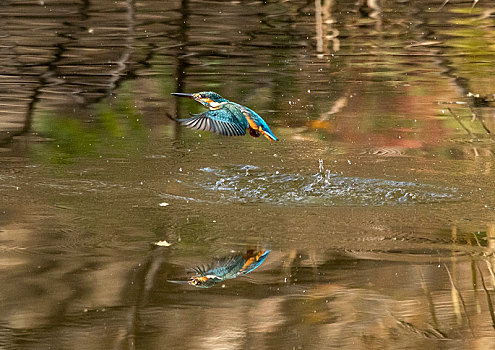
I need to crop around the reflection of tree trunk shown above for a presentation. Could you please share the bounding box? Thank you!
[108,0,136,95]
[445,263,474,335]
[114,248,168,350]
[367,0,382,32]
[315,0,339,58]
[2,0,138,148]
[1,0,78,145]
[486,224,495,287]
[282,250,298,284]
[477,264,495,330]
[418,268,440,329]
[487,224,495,250]
[172,0,190,139]
[450,226,461,324]
[416,8,492,134]
[315,0,323,55]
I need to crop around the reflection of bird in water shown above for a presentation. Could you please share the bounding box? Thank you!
[171,92,278,141]
[171,250,271,288]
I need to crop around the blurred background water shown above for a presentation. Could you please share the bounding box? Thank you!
[1,0,495,348]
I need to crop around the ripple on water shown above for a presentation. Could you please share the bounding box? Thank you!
[188,160,460,207]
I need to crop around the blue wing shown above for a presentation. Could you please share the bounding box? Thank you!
[191,250,270,279]
[192,255,245,279]
[177,108,248,137]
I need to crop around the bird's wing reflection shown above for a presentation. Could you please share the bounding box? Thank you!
[169,249,271,288]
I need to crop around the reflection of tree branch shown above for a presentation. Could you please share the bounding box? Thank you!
[315,0,323,54]
[444,263,475,336]
[414,8,492,135]
[319,95,348,120]
[170,0,190,138]
[419,268,440,329]
[446,107,475,138]
[477,264,495,330]
[439,0,480,11]
[282,250,299,284]
[438,0,450,11]
[107,0,135,95]
[84,0,155,106]
[315,0,339,57]
[324,0,340,51]
[468,105,491,134]
[2,5,76,145]
[0,81,40,147]
[1,0,153,147]
[367,0,382,31]
[396,319,447,339]
[114,248,168,350]
[291,93,348,139]
[51,0,154,108]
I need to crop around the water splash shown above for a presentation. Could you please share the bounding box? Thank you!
[192,160,459,206]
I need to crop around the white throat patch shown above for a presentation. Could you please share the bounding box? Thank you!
[209,101,224,109]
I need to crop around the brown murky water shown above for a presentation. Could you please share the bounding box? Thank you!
[1,0,495,348]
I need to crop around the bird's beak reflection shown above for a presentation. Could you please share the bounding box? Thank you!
[167,280,191,285]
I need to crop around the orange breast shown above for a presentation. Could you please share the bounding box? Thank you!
[242,110,259,129]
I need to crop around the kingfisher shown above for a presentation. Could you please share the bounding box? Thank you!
[169,249,271,288]
[171,91,278,141]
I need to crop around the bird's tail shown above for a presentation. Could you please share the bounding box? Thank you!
[239,250,271,275]
[260,126,279,141]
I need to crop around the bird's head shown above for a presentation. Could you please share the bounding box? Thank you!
[172,91,228,109]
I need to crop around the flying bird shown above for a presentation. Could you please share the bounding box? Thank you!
[171,91,278,141]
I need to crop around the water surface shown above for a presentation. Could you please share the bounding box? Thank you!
[1,0,495,349]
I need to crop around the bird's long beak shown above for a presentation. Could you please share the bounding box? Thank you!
[171,92,195,99]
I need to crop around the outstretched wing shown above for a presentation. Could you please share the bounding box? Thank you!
[177,108,248,137]
[191,254,245,279]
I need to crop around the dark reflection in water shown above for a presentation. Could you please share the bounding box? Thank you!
[169,249,270,288]
[1,0,495,349]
